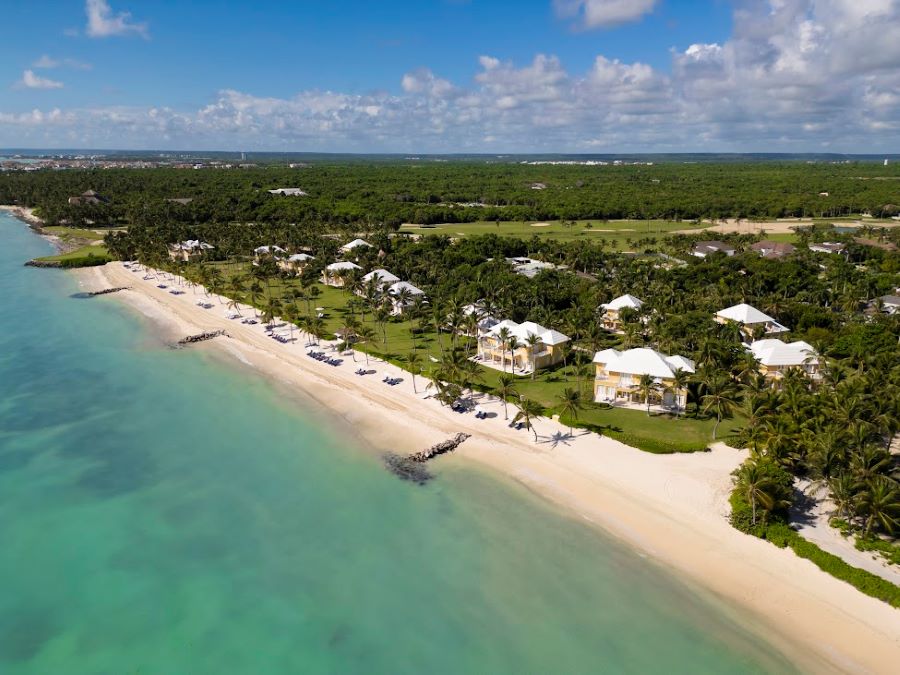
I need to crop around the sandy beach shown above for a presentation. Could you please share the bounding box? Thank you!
[674,217,900,235]
[80,262,900,673]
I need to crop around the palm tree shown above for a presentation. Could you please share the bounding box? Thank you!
[513,397,545,443]
[505,336,519,374]
[406,351,422,393]
[524,333,541,380]
[637,373,658,416]
[701,372,741,440]
[495,374,519,421]
[496,326,512,372]
[557,388,582,435]
[671,368,691,418]
[736,460,780,526]
[356,325,376,366]
[856,476,900,536]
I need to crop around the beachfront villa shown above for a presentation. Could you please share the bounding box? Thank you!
[253,245,286,263]
[167,239,214,262]
[592,348,695,411]
[600,294,644,333]
[277,253,315,275]
[360,268,400,290]
[715,303,789,337]
[477,320,569,374]
[322,261,361,287]
[750,240,796,259]
[691,241,736,258]
[748,339,820,384]
[387,281,425,314]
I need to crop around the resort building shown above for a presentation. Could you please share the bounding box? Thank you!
[750,240,796,259]
[361,269,400,289]
[600,294,644,333]
[462,303,500,336]
[691,241,736,258]
[277,253,315,275]
[322,261,361,287]
[477,320,569,374]
[68,189,109,206]
[267,188,308,196]
[715,303,789,337]
[167,240,214,262]
[253,245,286,263]
[505,257,563,278]
[340,239,373,254]
[592,348,695,411]
[387,281,425,315]
[748,339,820,384]
[873,294,900,315]
[809,241,846,254]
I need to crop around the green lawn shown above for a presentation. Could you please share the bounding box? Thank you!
[399,219,707,247]
[36,244,110,262]
[200,261,739,453]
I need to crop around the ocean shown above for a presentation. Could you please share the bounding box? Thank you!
[0,211,797,673]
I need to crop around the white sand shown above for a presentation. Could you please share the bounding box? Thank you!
[80,262,900,673]
[675,218,900,235]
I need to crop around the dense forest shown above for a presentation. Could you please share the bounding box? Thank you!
[2,161,900,228]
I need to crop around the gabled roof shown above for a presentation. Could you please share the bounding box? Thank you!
[602,294,644,311]
[388,281,424,296]
[692,240,735,254]
[287,253,314,262]
[362,268,400,284]
[749,339,818,367]
[593,348,695,379]
[268,188,307,196]
[340,238,372,251]
[326,261,361,271]
[254,245,286,255]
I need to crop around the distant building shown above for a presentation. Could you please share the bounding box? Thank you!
[387,281,426,315]
[808,241,846,254]
[461,303,500,336]
[592,348,695,411]
[253,245,286,263]
[166,197,194,205]
[748,339,820,384]
[167,240,213,262]
[530,182,547,190]
[872,294,900,315]
[505,256,563,278]
[360,268,400,290]
[750,240,796,259]
[691,240,736,258]
[267,188,308,196]
[322,261,361,287]
[68,189,108,206]
[600,294,644,333]
[277,253,315,275]
[715,303,789,337]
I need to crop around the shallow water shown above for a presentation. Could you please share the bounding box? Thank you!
[0,212,798,673]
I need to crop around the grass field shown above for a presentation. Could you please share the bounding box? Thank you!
[399,219,708,247]
[199,261,729,452]
[36,244,110,263]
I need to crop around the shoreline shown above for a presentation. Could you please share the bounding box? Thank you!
[79,262,900,673]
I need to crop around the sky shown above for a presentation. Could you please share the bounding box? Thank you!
[1,0,899,153]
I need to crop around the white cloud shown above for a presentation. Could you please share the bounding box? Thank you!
[33,55,92,70]
[18,70,64,90]
[554,0,657,29]
[85,0,148,39]
[5,0,900,152]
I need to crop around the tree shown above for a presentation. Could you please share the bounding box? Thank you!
[637,373,658,416]
[406,351,422,394]
[513,397,545,443]
[496,326,512,373]
[356,325,376,366]
[557,387,582,435]
[856,476,900,536]
[525,333,541,380]
[735,459,791,527]
[495,374,519,421]
[701,372,741,439]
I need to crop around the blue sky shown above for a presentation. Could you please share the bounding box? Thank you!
[1,1,899,152]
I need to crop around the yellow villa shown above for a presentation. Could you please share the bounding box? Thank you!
[167,240,213,262]
[278,253,315,276]
[322,261,361,287]
[748,339,820,385]
[600,294,644,333]
[593,347,695,411]
[477,320,569,374]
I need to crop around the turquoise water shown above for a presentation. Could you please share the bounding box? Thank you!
[0,213,797,673]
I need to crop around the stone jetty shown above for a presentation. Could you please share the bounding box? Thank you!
[177,330,227,346]
[383,433,471,484]
[87,286,130,297]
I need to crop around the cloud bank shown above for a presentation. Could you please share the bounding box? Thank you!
[85,0,148,39]
[554,0,658,29]
[3,0,900,151]
[19,70,64,90]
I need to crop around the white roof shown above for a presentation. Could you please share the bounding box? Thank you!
[362,268,400,284]
[176,239,213,250]
[716,303,776,325]
[487,319,569,346]
[287,253,314,262]
[593,348,695,379]
[326,261,361,271]
[340,238,372,251]
[254,245,286,254]
[602,294,644,311]
[749,339,818,367]
[268,188,307,196]
[388,281,424,296]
